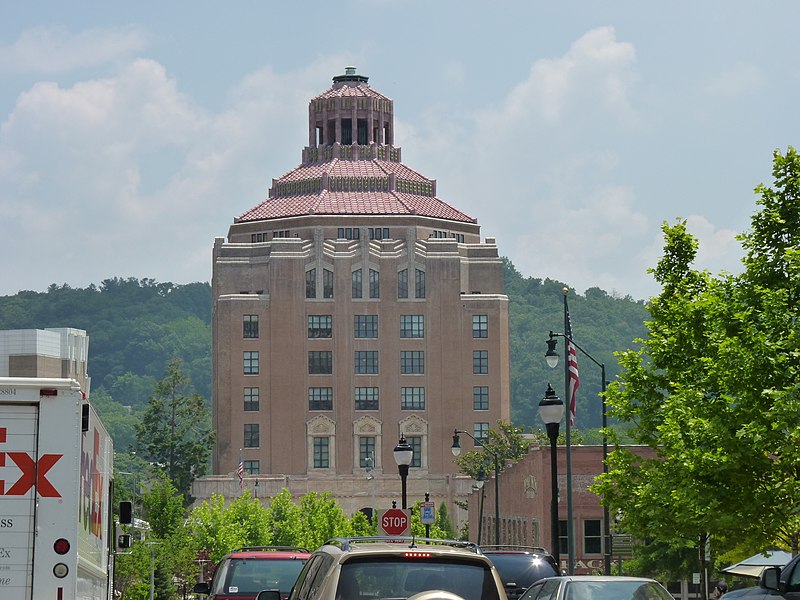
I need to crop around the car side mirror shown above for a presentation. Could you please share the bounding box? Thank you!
[193,581,211,595]
[256,591,281,600]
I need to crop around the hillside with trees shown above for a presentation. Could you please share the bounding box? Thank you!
[0,264,649,449]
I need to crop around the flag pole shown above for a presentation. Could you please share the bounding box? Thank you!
[563,288,575,575]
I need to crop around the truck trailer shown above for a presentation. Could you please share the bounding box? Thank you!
[0,377,114,600]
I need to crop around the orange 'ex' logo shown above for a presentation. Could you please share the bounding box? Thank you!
[0,427,63,497]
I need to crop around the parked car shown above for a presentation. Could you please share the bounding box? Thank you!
[723,557,794,600]
[194,546,311,600]
[287,536,507,600]
[519,575,674,600]
[481,546,560,599]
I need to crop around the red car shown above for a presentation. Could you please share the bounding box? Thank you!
[194,546,311,600]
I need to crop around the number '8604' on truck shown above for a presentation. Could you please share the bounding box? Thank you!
[0,377,114,600]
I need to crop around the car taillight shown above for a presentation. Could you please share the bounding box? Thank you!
[54,539,70,555]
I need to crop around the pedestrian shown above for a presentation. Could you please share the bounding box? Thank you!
[712,580,728,599]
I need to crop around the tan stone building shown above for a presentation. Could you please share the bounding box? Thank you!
[200,68,510,518]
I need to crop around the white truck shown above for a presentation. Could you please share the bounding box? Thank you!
[0,377,114,600]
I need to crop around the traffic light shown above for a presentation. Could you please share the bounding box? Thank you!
[117,533,132,550]
[119,501,133,525]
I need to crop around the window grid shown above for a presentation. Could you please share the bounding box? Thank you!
[400,351,425,374]
[359,437,376,468]
[355,351,379,374]
[473,422,489,444]
[472,314,488,338]
[584,520,603,554]
[305,268,316,299]
[473,350,489,374]
[407,435,422,468]
[354,315,378,338]
[369,269,380,298]
[243,351,259,375]
[400,315,424,338]
[415,269,426,298]
[243,460,259,475]
[308,387,333,411]
[352,269,363,299]
[323,268,334,299]
[401,387,425,410]
[243,315,259,338]
[397,268,409,299]
[355,387,379,410]
[244,423,260,448]
[244,387,260,411]
[558,520,569,557]
[313,437,330,468]
[473,386,489,410]
[308,315,332,338]
[308,351,333,374]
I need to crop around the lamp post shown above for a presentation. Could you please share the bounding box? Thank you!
[539,383,565,566]
[452,429,500,546]
[393,434,413,509]
[546,330,611,575]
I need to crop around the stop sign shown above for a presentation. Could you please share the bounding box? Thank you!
[379,508,410,536]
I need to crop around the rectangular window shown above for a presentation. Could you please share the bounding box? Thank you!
[243,351,259,375]
[559,520,569,557]
[354,315,378,338]
[473,350,489,374]
[359,437,376,468]
[472,314,488,338]
[323,268,334,299]
[474,422,489,443]
[355,350,379,374]
[407,435,422,468]
[244,387,260,411]
[308,387,333,410]
[584,519,602,554]
[400,315,424,338]
[415,269,426,298]
[243,460,259,475]
[368,227,390,240]
[308,351,333,374]
[313,437,330,468]
[400,351,424,374]
[473,386,489,410]
[244,423,259,448]
[308,315,332,338]
[352,269,363,298]
[338,227,360,240]
[243,315,259,338]
[305,268,316,299]
[397,268,408,299]
[355,387,379,410]
[401,387,425,410]
[369,269,380,298]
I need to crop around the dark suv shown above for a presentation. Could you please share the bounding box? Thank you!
[194,546,311,600]
[481,546,560,599]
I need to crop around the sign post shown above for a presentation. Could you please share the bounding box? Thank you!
[379,508,410,536]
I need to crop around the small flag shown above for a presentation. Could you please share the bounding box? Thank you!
[237,452,245,489]
[565,301,580,426]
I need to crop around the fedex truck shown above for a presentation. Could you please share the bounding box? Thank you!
[0,377,114,600]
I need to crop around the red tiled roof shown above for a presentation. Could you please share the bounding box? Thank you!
[313,83,390,101]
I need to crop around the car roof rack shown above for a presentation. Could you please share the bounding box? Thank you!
[231,546,311,553]
[324,536,481,553]
[480,545,550,554]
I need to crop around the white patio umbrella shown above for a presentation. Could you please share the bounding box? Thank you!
[722,551,793,578]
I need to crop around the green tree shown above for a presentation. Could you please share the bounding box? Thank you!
[452,421,529,479]
[297,491,353,549]
[135,358,213,504]
[141,475,186,538]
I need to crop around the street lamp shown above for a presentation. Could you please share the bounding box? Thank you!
[452,429,500,546]
[539,383,565,566]
[546,330,610,575]
[393,434,413,509]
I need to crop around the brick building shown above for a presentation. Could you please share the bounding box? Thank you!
[197,68,510,518]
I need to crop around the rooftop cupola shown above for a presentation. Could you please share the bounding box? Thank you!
[308,67,394,148]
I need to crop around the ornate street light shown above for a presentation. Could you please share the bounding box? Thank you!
[539,383,565,565]
[393,434,413,509]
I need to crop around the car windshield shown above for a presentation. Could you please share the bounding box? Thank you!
[487,554,557,585]
[565,581,674,600]
[215,557,307,595]
[336,557,502,600]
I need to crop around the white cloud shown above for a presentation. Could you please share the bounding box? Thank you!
[0,25,149,73]
[706,62,766,97]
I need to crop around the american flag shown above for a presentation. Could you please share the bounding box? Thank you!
[565,302,580,426]
[237,456,245,489]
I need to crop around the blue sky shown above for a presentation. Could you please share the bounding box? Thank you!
[2,1,798,300]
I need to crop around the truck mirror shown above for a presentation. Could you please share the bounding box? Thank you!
[194,581,212,595]
[117,534,132,549]
[119,501,133,525]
